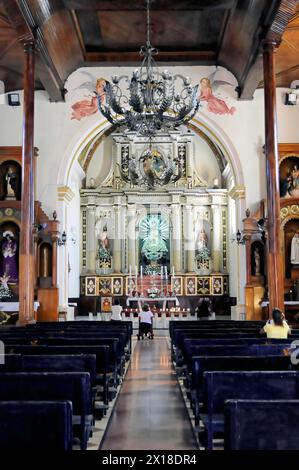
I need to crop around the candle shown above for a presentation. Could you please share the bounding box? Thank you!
[129,265,132,277]
[164,266,167,278]
[172,266,175,277]
[135,265,137,276]
[161,266,163,279]
[140,266,143,278]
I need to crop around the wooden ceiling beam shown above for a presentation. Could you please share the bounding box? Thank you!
[3,0,66,101]
[85,50,216,64]
[237,0,298,99]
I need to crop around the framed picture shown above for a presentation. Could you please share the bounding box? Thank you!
[171,276,183,296]
[101,296,112,312]
[85,276,97,296]
[185,276,197,296]
[112,277,123,296]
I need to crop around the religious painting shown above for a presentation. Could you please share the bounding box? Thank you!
[70,73,108,121]
[197,277,211,296]
[211,276,223,295]
[171,276,183,296]
[85,276,98,296]
[199,68,236,116]
[279,155,299,199]
[139,214,169,275]
[101,296,112,313]
[126,276,137,296]
[98,277,112,295]
[112,277,123,296]
[0,222,19,285]
[185,276,197,296]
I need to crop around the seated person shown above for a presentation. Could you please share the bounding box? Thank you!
[260,308,291,339]
[137,303,154,340]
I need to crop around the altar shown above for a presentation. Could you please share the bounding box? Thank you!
[0,301,40,312]
[126,296,179,310]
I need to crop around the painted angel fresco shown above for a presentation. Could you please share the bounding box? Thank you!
[199,68,236,116]
[71,72,107,121]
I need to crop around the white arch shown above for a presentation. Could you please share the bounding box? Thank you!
[57,113,244,189]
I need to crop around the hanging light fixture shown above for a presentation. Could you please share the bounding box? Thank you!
[97,0,200,137]
[119,136,184,189]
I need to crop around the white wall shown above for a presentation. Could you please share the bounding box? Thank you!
[1,65,299,306]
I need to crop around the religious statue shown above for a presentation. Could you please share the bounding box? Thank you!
[141,216,168,262]
[98,225,111,260]
[291,230,299,265]
[195,228,210,259]
[0,272,12,300]
[5,166,17,200]
[253,247,261,276]
[0,231,18,282]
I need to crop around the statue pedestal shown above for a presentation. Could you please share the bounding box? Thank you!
[291,265,299,282]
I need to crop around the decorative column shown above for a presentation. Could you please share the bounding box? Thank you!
[184,204,195,272]
[127,204,137,271]
[228,186,247,320]
[171,203,182,273]
[51,233,59,287]
[86,206,96,272]
[211,204,222,272]
[19,42,35,325]
[57,185,75,307]
[114,205,122,272]
[263,39,284,313]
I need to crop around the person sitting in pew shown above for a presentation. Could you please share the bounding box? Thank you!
[260,308,291,339]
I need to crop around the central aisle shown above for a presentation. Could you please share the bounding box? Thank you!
[101,336,197,450]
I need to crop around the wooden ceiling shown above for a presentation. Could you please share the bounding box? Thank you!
[0,0,298,101]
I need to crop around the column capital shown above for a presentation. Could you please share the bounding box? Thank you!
[229,185,246,200]
[57,185,75,204]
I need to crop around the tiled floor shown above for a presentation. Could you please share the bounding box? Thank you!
[100,335,197,450]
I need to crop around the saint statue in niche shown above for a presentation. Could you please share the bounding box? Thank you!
[195,228,210,260]
[0,231,18,282]
[97,224,111,260]
[291,230,299,265]
[253,247,261,276]
[4,166,17,200]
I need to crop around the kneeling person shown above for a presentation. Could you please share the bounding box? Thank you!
[138,304,154,340]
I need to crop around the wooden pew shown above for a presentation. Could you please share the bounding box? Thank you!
[224,399,299,450]
[0,401,73,450]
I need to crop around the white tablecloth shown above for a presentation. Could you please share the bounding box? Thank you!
[0,302,40,312]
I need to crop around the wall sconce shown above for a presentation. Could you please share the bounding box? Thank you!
[58,231,67,246]
[234,229,245,245]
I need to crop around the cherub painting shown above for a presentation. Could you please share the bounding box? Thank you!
[199,68,236,116]
[71,73,107,121]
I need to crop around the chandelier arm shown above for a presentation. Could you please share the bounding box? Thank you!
[129,76,144,113]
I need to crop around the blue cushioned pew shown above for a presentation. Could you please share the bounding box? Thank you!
[0,401,73,450]
[0,372,92,450]
[224,399,299,450]
[201,371,299,449]
[6,345,110,405]
[190,355,292,425]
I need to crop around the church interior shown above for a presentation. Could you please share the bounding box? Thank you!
[1,0,299,453]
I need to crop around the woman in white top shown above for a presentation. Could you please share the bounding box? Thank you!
[111,299,122,321]
[137,303,154,339]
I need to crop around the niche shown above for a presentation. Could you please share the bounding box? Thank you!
[38,242,52,287]
[251,241,264,278]
[0,160,22,201]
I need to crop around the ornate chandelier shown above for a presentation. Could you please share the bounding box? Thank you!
[119,138,184,189]
[97,0,200,137]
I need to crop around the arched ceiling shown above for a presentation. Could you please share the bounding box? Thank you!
[0,0,298,101]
